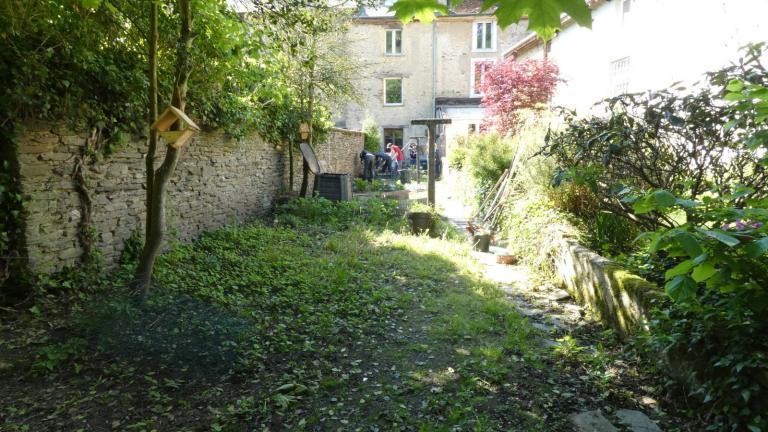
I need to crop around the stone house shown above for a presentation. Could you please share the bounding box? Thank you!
[334,0,529,163]
[505,0,768,112]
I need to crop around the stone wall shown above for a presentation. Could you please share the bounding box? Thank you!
[551,233,661,338]
[17,123,283,272]
[283,128,364,194]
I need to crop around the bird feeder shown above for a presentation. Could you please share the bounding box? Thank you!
[299,122,310,141]
[151,105,200,149]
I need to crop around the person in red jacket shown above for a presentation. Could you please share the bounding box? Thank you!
[387,142,404,172]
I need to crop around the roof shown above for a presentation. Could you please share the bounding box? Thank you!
[502,0,606,58]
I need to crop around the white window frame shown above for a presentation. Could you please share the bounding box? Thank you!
[472,21,497,52]
[383,77,404,106]
[609,56,631,96]
[385,29,403,55]
[470,58,496,97]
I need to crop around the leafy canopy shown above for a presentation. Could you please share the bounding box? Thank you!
[479,58,560,134]
[391,0,592,40]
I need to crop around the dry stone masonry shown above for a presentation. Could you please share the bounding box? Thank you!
[15,123,290,272]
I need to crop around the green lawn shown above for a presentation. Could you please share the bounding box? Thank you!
[0,199,666,431]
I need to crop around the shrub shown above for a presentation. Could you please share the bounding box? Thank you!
[465,133,513,200]
[361,117,381,153]
[447,136,469,171]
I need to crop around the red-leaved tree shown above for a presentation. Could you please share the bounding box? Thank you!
[479,58,560,135]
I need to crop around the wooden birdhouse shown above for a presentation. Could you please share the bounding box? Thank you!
[151,106,200,149]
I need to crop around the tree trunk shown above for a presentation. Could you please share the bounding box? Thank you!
[145,0,158,243]
[135,0,193,300]
[299,36,316,198]
[288,138,294,192]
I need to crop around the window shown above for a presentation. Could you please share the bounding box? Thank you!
[383,128,404,148]
[385,29,402,55]
[384,78,403,105]
[473,22,496,51]
[470,59,495,96]
[609,57,631,96]
[622,0,632,14]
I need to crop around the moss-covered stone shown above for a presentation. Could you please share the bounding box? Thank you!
[550,231,660,339]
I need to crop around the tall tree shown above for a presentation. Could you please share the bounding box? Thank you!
[134,0,194,299]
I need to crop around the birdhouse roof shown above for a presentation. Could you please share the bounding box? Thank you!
[151,106,201,132]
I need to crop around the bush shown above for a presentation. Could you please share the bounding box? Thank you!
[465,133,513,200]
[362,117,381,153]
[448,136,469,170]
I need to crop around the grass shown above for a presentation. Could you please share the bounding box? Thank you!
[0,198,689,431]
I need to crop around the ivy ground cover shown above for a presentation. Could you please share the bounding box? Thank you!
[1,202,683,431]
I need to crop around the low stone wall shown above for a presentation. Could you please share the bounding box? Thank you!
[549,229,660,338]
[16,123,283,272]
[284,128,364,194]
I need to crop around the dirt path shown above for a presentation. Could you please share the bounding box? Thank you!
[436,181,671,432]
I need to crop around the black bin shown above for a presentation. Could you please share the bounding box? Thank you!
[313,173,352,201]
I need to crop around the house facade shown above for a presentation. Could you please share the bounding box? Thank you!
[335,0,529,159]
[506,0,768,112]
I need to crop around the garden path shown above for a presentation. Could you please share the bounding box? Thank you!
[436,181,664,432]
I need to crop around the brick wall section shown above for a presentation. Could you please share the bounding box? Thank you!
[283,128,364,194]
[17,123,283,272]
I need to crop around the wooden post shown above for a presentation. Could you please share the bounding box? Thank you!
[411,118,451,207]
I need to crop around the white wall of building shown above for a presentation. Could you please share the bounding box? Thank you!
[517,0,768,113]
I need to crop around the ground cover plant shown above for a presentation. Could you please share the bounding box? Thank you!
[0,197,696,431]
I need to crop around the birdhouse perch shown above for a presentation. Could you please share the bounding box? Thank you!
[151,106,201,149]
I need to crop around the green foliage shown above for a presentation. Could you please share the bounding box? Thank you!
[362,116,381,152]
[465,133,513,201]
[549,182,640,255]
[276,197,404,231]
[0,152,24,287]
[0,0,353,147]
[543,45,768,431]
[32,338,87,375]
[544,49,768,231]
[447,136,469,171]
[391,0,592,40]
[353,178,404,193]
[500,196,578,280]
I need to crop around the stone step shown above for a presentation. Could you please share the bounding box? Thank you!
[570,410,618,432]
[571,409,663,432]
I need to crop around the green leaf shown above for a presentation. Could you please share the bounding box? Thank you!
[632,190,676,214]
[666,275,697,302]
[391,0,449,24]
[672,232,703,257]
[664,259,695,280]
[81,0,102,9]
[726,79,744,92]
[696,228,741,247]
[653,190,676,208]
[480,0,592,39]
[744,237,768,258]
[691,261,717,282]
[724,92,748,101]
